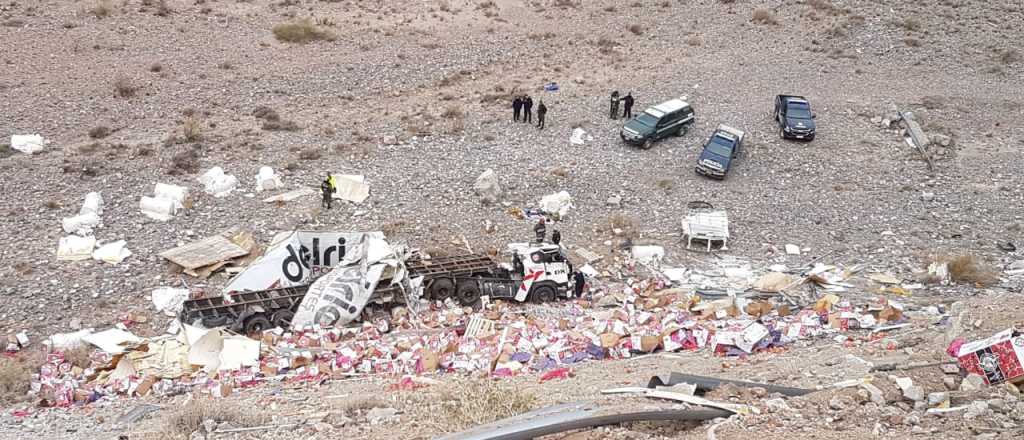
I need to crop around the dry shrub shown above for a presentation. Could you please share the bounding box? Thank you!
[113,77,138,98]
[628,24,644,35]
[62,345,93,369]
[656,178,673,190]
[43,200,61,209]
[441,105,464,120]
[902,37,921,47]
[921,95,946,110]
[607,214,638,238]
[380,221,406,238]
[90,0,114,18]
[182,117,202,142]
[78,142,102,155]
[808,0,845,15]
[272,19,336,43]
[254,106,300,131]
[553,0,580,9]
[88,126,111,139]
[550,166,568,178]
[436,381,536,430]
[685,34,704,46]
[998,48,1021,65]
[926,254,998,287]
[299,148,322,161]
[150,63,163,73]
[0,350,44,405]
[167,148,200,175]
[0,143,12,158]
[900,17,921,32]
[158,398,270,439]
[752,8,778,25]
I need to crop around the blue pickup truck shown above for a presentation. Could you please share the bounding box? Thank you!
[775,95,816,141]
[694,125,745,180]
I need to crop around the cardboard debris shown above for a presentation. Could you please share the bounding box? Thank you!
[956,328,1024,386]
[868,273,901,285]
[82,328,143,354]
[538,191,573,219]
[785,244,801,255]
[159,228,254,277]
[331,174,370,204]
[57,235,96,261]
[93,240,132,265]
[573,247,603,264]
[218,336,261,371]
[262,187,316,203]
[752,272,794,293]
[11,134,45,154]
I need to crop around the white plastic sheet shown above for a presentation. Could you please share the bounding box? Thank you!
[569,127,592,145]
[631,245,665,265]
[92,240,132,265]
[199,166,238,197]
[152,287,190,317]
[11,134,45,154]
[140,196,177,221]
[331,174,370,204]
[82,328,142,354]
[154,183,188,208]
[80,192,103,216]
[61,212,101,236]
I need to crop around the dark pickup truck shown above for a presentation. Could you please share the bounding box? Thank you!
[774,95,816,141]
[694,125,745,180]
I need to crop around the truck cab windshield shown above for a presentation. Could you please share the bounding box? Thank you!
[706,138,733,157]
[635,113,659,126]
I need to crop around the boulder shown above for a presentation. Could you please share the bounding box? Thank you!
[473,169,502,205]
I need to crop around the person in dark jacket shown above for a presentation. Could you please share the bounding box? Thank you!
[610,91,620,119]
[523,96,534,123]
[551,228,561,245]
[320,174,335,209]
[512,96,523,122]
[622,92,634,119]
[536,100,547,129]
[573,271,586,298]
[533,218,546,243]
[512,253,524,276]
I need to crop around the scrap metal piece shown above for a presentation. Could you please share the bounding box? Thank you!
[647,373,815,397]
[682,201,729,252]
[899,111,934,171]
[436,401,731,440]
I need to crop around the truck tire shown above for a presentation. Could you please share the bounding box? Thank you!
[271,310,295,329]
[430,278,455,300]
[530,284,557,303]
[243,314,272,334]
[455,280,482,306]
[201,315,230,328]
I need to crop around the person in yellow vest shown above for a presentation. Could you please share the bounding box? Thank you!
[321,173,336,209]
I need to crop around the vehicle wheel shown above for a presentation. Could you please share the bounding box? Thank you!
[243,314,272,334]
[455,280,482,306]
[530,285,557,303]
[674,125,687,137]
[806,134,815,142]
[271,310,295,329]
[642,139,653,150]
[429,278,455,300]
[779,127,786,139]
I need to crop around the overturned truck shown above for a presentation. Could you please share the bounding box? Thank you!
[180,235,574,333]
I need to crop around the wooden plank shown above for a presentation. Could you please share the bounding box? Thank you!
[160,235,249,270]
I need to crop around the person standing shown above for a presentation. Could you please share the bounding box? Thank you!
[512,96,523,122]
[622,92,634,119]
[573,270,586,298]
[536,100,547,129]
[610,91,620,119]
[321,173,335,210]
[533,218,546,243]
[523,95,534,124]
[551,228,561,245]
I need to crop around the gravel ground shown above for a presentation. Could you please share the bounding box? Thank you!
[1,0,1023,438]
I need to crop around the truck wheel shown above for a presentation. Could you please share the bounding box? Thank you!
[201,315,230,328]
[642,139,653,150]
[455,281,482,306]
[674,125,686,137]
[530,285,556,303]
[271,310,295,329]
[430,278,455,300]
[243,314,272,334]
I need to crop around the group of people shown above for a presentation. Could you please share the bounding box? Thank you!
[609,91,635,119]
[512,95,548,129]
[531,218,586,298]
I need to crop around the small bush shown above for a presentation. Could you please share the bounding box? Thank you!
[90,0,114,18]
[167,148,200,175]
[159,398,270,439]
[656,178,673,190]
[88,126,111,139]
[436,381,536,430]
[998,48,1021,64]
[0,351,44,405]
[299,148,322,161]
[902,37,922,47]
[150,63,163,73]
[272,19,336,43]
[926,254,999,287]
[685,34,704,46]
[752,8,778,25]
[254,106,300,131]
[441,105,464,119]
[78,142,102,155]
[550,166,568,178]
[44,200,61,209]
[628,24,644,35]
[607,214,638,238]
[900,17,921,32]
[113,77,138,98]
[181,117,202,142]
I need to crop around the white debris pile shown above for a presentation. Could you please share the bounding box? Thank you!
[10,134,46,154]
[198,166,239,197]
[473,168,503,205]
[254,166,282,192]
[140,183,188,221]
[61,192,104,235]
[539,191,574,220]
[569,127,592,145]
[152,287,190,317]
[92,240,132,265]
